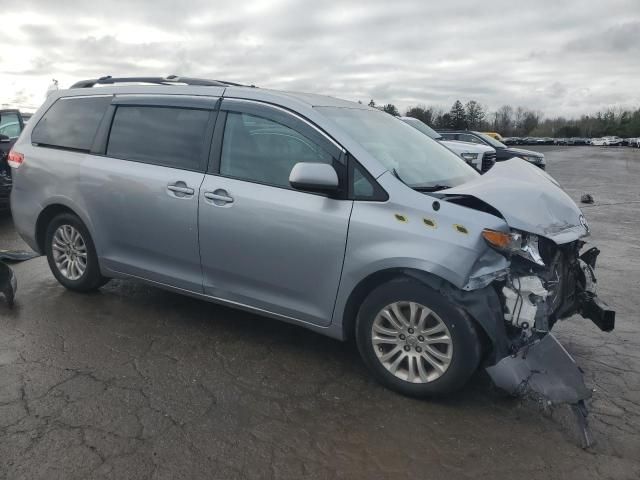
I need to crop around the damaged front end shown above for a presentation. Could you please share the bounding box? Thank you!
[484,233,615,447]
[435,159,615,445]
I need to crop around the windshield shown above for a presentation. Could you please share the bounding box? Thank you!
[476,132,507,149]
[399,117,442,140]
[317,107,478,188]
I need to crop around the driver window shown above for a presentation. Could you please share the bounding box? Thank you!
[220,112,335,188]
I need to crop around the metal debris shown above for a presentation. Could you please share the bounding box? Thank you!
[0,261,16,307]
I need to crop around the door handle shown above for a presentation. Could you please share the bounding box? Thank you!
[204,190,234,205]
[167,183,195,196]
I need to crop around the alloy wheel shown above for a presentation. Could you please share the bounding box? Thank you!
[372,301,453,383]
[51,224,88,281]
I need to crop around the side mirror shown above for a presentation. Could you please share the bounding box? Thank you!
[289,162,339,194]
[0,134,10,143]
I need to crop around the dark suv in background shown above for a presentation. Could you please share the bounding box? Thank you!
[0,109,26,211]
[438,130,546,169]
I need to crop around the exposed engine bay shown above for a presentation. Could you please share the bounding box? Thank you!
[499,238,614,339]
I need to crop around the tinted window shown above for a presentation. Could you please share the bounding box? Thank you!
[107,106,211,171]
[32,96,111,151]
[352,164,375,199]
[220,112,334,188]
[0,112,21,139]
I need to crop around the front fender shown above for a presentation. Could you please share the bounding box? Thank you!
[332,184,511,354]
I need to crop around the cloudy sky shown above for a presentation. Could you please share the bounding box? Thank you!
[1,0,638,117]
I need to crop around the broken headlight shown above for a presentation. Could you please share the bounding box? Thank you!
[482,229,545,266]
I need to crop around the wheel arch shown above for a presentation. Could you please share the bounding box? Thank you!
[340,267,504,363]
[342,268,449,342]
[35,203,90,253]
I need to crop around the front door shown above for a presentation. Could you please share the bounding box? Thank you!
[198,101,352,326]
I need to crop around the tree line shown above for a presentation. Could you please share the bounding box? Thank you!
[366,99,640,138]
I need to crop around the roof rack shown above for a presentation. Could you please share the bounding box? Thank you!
[70,75,249,89]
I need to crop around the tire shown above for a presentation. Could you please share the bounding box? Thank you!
[44,212,108,291]
[356,278,482,397]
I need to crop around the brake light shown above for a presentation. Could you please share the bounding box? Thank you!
[7,150,24,168]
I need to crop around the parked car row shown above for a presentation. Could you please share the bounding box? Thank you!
[503,135,640,147]
[553,138,592,146]
[7,75,614,400]
[591,136,640,147]
[503,137,553,146]
[437,130,546,169]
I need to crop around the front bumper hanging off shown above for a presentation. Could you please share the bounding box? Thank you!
[485,245,616,448]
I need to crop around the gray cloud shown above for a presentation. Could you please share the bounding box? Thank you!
[0,0,639,116]
[566,21,640,53]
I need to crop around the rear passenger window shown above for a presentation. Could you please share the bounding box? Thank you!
[220,112,334,188]
[107,106,210,171]
[32,96,111,151]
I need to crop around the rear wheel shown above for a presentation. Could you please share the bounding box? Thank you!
[356,279,482,397]
[45,213,108,291]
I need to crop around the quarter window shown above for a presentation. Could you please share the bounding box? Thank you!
[220,112,335,188]
[32,96,111,151]
[107,106,211,171]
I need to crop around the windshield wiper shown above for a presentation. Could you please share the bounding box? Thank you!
[392,168,409,185]
[412,185,451,192]
[392,169,451,192]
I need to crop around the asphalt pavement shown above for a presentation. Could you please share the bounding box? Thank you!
[1,145,639,479]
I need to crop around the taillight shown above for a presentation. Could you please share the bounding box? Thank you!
[7,150,24,168]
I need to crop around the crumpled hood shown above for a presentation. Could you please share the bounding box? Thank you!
[444,158,588,244]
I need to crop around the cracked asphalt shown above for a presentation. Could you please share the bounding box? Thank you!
[1,146,639,479]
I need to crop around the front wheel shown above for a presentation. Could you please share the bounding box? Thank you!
[356,279,482,397]
[45,213,108,291]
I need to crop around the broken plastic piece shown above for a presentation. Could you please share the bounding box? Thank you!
[580,193,594,204]
[571,400,593,449]
[502,276,549,328]
[486,334,591,404]
[486,334,594,447]
[0,260,17,307]
[486,333,593,448]
[0,249,40,262]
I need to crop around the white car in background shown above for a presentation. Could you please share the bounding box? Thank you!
[603,136,623,146]
[591,137,622,146]
[399,117,496,172]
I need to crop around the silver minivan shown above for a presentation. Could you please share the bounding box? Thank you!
[9,76,615,398]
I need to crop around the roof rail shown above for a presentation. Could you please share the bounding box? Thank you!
[70,75,249,89]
